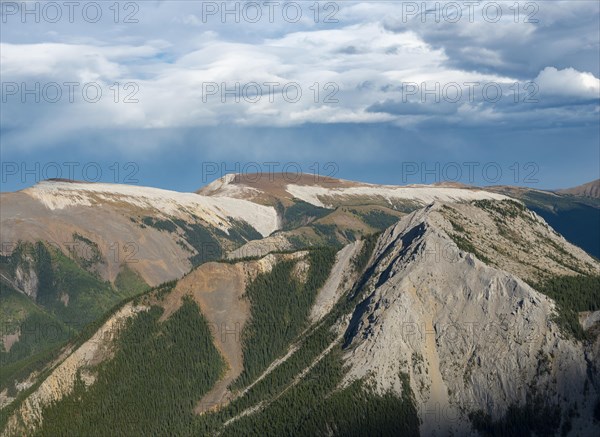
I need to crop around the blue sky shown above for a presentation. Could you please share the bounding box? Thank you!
[1,1,599,192]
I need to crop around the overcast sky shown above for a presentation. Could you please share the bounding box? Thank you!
[1,1,598,191]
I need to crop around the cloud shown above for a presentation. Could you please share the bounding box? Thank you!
[0,1,598,153]
[535,67,600,99]
[367,99,458,116]
[381,0,600,78]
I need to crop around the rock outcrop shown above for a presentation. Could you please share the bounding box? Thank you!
[343,204,599,435]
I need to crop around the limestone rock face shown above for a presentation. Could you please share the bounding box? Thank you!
[1,180,280,287]
[343,204,599,436]
[13,262,38,299]
[2,197,599,436]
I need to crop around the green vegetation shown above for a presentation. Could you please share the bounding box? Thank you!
[0,284,72,385]
[140,215,224,265]
[282,200,332,231]
[36,298,225,436]
[2,242,146,326]
[471,199,535,250]
[532,275,600,340]
[145,279,178,303]
[473,199,529,220]
[448,218,465,233]
[172,218,223,265]
[3,237,387,436]
[191,235,416,435]
[448,233,492,264]
[533,233,588,274]
[140,214,262,266]
[218,350,419,437]
[233,247,337,388]
[350,208,400,230]
[351,232,379,273]
[34,241,54,306]
[39,247,138,326]
[188,298,344,434]
[207,239,375,422]
[70,233,104,270]
[286,234,310,250]
[70,280,175,357]
[311,223,343,246]
[233,237,377,409]
[114,264,149,296]
[4,190,599,436]
[141,216,178,232]
[0,341,66,396]
[441,205,468,234]
[0,241,148,390]
[0,279,171,431]
[470,395,561,437]
[222,218,263,244]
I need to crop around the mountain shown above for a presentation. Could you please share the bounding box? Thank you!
[203,174,600,259]
[202,173,510,259]
[0,179,280,378]
[1,176,600,436]
[557,179,600,199]
[342,201,599,436]
[2,179,278,283]
[200,173,509,208]
[486,183,600,258]
[0,176,510,374]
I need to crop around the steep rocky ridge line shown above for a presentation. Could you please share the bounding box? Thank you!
[342,203,599,435]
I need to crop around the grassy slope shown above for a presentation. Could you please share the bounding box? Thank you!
[191,233,420,436]
[0,242,149,391]
[35,298,226,436]
[0,284,72,389]
[8,239,415,436]
[233,247,338,388]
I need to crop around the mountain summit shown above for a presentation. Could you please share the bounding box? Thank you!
[1,176,599,436]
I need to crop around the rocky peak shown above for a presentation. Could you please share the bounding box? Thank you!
[342,200,600,435]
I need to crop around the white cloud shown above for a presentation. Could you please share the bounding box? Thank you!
[0,42,160,79]
[0,21,523,134]
[1,1,598,151]
[534,67,600,99]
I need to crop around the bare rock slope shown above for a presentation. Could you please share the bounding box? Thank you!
[557,179,600,199]
[1,180,279,287]
[2,176,600,436]
[343,202,599,435]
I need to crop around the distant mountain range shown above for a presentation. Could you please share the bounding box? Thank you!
[557,179,600,199]
[485,182,599,259]
[1,175,599,436]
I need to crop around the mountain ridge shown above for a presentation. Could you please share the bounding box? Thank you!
[1,175,600,436]
[557,179,600,199]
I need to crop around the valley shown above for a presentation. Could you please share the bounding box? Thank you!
[1,175,599,436]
